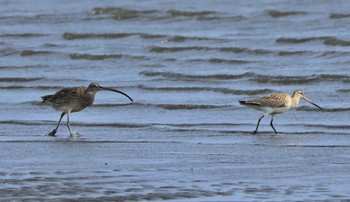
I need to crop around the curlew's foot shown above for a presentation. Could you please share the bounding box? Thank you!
[252,130,258,134]
[48,129,57,136]
[69,131,80,137]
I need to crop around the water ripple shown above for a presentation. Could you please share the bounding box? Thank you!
[140,71,350,84]
[137,85,272,95]
[276,37,350,47]
[267,10,308,18]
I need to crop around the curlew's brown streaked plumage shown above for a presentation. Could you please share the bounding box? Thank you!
[41,82,133,136]
[239,90,322,134]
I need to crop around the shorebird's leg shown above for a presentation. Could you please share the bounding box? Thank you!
[270,115,278,134]
[66,113,73,136]
[66,113,79,137]
[48,112,65,136]
[253,115,265,134]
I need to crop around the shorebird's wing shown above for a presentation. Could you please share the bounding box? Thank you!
[257,93,289,107]
[244,93,289,108]
[49,87,83,105]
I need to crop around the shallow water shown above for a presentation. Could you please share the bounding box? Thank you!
[1,0,350,201]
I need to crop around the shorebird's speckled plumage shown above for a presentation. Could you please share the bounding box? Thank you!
[245,93,291,108]
[42,85,97,113]
[42,82,133,137]
[240,90,322,134]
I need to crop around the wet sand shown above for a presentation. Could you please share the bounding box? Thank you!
[1,125,350,201]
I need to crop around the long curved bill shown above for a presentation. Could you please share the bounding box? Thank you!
[100,86,133,102]
[303,96,322,110]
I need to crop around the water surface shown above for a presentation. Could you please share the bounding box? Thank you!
[0,0,350,201]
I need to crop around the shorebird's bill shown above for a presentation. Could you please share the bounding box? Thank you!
[303,96,322,110]
[100,86,133,102]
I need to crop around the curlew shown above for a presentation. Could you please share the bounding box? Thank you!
[239,90,322,134]
[41,82,133,136]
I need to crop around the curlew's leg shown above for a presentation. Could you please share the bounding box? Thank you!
[270,116,278,134]
[66,113,73,136]
[66,113,79,137]
[48,112,65,136]
[253,115,265,134]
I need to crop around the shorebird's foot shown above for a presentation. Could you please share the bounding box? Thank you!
[69,131,80,137]
[48,129,57,136]
[252,130,258,134]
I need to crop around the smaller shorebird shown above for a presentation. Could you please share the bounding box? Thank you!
[239,90,322,134]
[42,82,133,136]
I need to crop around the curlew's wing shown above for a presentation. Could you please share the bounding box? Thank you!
[43,87,84,105]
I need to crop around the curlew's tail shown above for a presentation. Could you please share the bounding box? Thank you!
[41,95,53,103]
[239,101,247,105]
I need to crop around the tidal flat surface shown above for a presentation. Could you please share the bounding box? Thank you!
[0,0,350,201]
